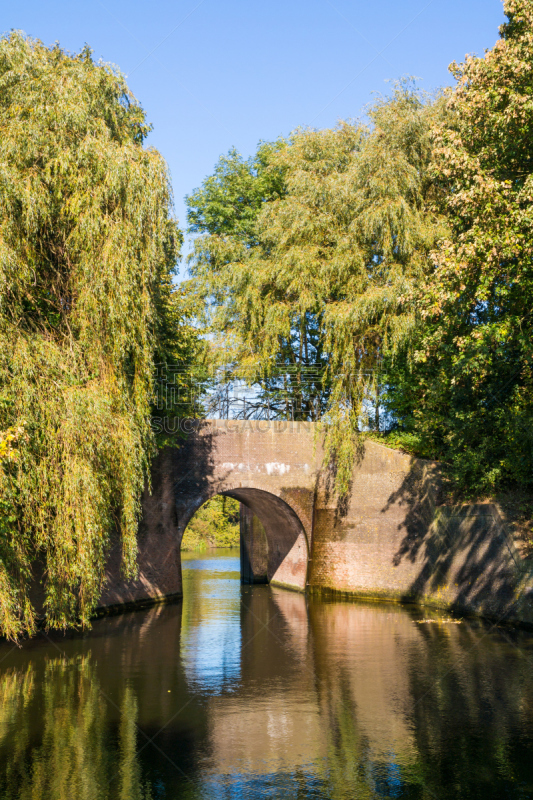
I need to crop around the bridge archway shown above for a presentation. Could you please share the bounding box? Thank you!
[180,487,310,591]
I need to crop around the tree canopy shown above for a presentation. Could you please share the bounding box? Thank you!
[187,83,448,490]
[384,0,533,495]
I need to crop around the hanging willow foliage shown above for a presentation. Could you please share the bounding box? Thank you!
[187,83,449,492]
[0,33,180,639]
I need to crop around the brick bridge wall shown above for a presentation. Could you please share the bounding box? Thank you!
[99,420,533,625]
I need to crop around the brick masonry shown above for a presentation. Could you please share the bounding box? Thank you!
[240,506,268,584]
[99,420,533,625]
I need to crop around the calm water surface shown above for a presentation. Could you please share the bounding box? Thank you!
[1,548,533,799]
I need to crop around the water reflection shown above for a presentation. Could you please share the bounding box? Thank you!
[0,548,533,798]
[181,551,242,692]
[0,656,153,800]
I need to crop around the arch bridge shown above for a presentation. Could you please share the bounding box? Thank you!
[100,420,528,626]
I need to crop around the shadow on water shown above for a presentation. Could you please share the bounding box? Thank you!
[1,548,533,798]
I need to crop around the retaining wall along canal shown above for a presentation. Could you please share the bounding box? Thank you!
[98,420,533,626]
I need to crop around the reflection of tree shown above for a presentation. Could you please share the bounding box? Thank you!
[118,687,151,800]
[0,664,34,790]
[402,623,533,799]
[319,672,376,800]
[309,599,533,799]
[181,562,210,635]
[180,554,241,638]
[0,655,153,800]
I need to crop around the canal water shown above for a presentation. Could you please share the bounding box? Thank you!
[1,548,533,799]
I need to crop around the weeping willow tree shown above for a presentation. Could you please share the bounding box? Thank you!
[187,82,448,491]
[0,33,182,639]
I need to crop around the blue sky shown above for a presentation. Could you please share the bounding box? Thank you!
[4,0,505,268]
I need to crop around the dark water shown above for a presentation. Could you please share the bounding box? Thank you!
[2,549,533,799]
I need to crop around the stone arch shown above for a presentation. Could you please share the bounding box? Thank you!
[179,485,310,592]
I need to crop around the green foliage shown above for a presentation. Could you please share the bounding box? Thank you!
[152,275,209,446]
[187,84,448,492]
[187,5,533,500]
[187,142,287,246]
[181,495,240,550]
[384,0,533,496]
[186,142,314,419]
[2,0,527,649]
[0,33,181,639]
[364,430,432,460]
